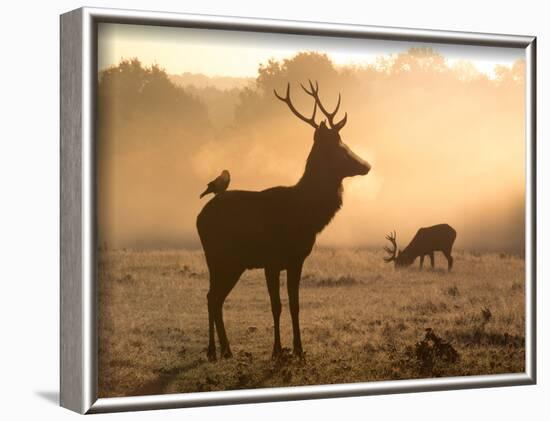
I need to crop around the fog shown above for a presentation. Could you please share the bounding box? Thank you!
[97,49,525,252]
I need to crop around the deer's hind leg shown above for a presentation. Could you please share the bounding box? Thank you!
[265,267,282,359]
[443,249,454,271]
[208,266,244,359]
[206,288,217,361]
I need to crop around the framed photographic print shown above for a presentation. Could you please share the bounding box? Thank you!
[60,7,536,414]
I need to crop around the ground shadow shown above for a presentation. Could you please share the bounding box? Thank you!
[35,390,59,405]
[128,358,206,397]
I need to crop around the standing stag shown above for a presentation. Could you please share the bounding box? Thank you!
[383,224,457,271]
[197,81,370,360]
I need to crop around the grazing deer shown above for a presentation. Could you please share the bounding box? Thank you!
[196,81,370,360]
[383,224,457,271]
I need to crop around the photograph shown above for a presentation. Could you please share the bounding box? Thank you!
[95,22,527,398]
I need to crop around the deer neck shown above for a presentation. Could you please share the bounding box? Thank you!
[295,167,343,234]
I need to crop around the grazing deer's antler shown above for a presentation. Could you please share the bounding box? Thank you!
[384,230,398,262]
[301,80,347,131]
[274,83,318,129]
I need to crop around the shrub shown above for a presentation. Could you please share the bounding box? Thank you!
[446,286,460,297]
[405,328,460,376]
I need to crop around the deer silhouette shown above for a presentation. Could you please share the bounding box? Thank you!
[196,81,370,360]
[383,224,457,271]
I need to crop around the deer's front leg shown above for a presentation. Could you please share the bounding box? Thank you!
[265,267,282,359]
[419,255,424,270]
[287,262,304,358]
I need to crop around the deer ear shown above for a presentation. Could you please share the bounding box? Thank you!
[314,121,329,142]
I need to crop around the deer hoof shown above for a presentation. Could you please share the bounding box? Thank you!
[221,347,233,359]
[271,347,283,360]
[293,348,305,360]
[207,348,217,362]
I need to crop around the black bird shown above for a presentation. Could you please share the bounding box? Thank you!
[200,170,230,199]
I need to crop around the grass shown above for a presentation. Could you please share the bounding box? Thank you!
[98,248,525,397]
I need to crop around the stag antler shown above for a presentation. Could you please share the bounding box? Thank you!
[274,83,318,129]
[383,230,398,263]
[300,80,347,131]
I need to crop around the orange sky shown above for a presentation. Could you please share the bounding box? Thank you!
[97,24,526,251]
[98,23,523,78]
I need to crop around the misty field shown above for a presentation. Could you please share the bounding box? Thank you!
[98,248,525,398]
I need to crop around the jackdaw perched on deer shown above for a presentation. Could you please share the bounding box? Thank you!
[196,81,370,360]
[200,170,230,198]
[383,224,457,271]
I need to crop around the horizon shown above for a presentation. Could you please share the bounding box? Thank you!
[99,244,526,254]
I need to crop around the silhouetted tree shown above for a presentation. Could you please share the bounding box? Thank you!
[98,58,211,148]
[235,52,342,125]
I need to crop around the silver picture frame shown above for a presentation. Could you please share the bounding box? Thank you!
[60,7,537,414]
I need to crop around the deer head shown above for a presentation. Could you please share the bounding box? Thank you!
[274,80,370,181]
[384,231,402,267]
[383,231,413,267]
